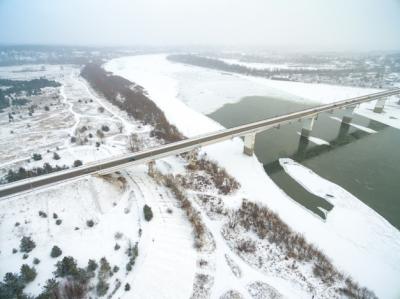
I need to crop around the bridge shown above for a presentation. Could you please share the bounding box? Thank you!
[1,88,399,198]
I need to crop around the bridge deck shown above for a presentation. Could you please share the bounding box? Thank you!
[1,88,399,198]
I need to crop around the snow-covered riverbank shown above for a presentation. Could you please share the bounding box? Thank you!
[105,54,400,298]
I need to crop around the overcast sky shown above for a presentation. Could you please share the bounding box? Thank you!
[0,0,399,51]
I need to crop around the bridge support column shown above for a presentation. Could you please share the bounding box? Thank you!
[243,133,256,156]
[374,99,386,113]
[342,107,355,124]
[301,117,316,138]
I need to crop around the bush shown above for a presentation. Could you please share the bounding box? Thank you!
[70,136,77,143]
[143,204,153,221]
[36,278,59,299]
[99,257,111,279]
[62,280,87,299]
[125,263,132,272]
[54,256,79,278]
[73,160,83,167]
[1,272,24,298]
[113,266,119,273]
[20,264,37,283]
[96,279,109,297]
[87,259,98,272]
[56,219,62,225]
[98,107,105,113]
[39,211,47,218]
[53,213,58,219]
[32,153,42,161]
[44,106,50,111]
[53,152,60,160]
[22,253,29,259]
[33,258,40,265]
[20,236,36,253]
[50,246,62,258]
[114,243,120,251]
[101,125,110,132]
[86,220,94,227]
[114,232,123,239]
[12,248,17,254]
[124,283,130,291]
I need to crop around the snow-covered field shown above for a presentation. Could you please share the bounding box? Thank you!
[105,54,400,298]
[0,65,199,298]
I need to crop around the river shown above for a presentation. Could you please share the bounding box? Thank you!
[208,96,400,229]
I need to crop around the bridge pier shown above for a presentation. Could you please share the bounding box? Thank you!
[342,107,355,124]
[373,99,386,113]
[301,117,316,138]
[243,133,256,156]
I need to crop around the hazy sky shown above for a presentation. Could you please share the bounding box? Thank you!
[0,0,399,51]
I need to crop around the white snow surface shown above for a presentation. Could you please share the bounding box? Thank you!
[105,54,400,298]
[0,65,197,298]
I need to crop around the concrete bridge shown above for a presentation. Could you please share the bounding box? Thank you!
[0,88,399,198]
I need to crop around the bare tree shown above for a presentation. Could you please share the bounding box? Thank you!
[128,133,142,152]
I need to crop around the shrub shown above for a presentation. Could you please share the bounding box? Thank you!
[113,266,119,273]
[50,246,62,258]
[143,204,153,221]
[87,259,98,272]
[73,160,83,167]
[98,107,105,113]
[114,232,123,239]
[86,220,94,227]
[33,258,40,265]
[124,283,130,291]
[99,257,111,279]
[114,243,120,251]
[1,272,24,298]
[20,236,36,253]
[39,211,47,218]
[56,219,62,225]
[44,106,50,111]
[32,153,42,161]
[62,280,87,299]
[125,263,132,272]
[22,253,29,259]
[53,213,58,219]
[70,136,77,143]
[54,256,79,278]
[12,248,17,254]
[20,264,37,283]
[96,279,109,297]
[53,152,60,160]
[101,125,110,132]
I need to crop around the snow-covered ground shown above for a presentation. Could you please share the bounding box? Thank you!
[0,65,199,298]
[105,54,400,298]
